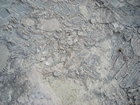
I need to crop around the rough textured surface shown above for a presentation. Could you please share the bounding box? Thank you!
[0,0,140,105]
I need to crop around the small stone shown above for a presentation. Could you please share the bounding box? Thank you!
[40,18,61,31]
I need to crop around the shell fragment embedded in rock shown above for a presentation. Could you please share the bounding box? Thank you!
[131,36,140,56]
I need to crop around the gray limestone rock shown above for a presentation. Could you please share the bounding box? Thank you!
[0,0,139,105]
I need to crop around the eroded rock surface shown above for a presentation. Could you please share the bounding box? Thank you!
[0,0,140,105]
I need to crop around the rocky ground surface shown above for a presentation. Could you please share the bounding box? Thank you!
[0,0,140,105]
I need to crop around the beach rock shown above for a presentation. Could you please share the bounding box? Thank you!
[0,0,139,104]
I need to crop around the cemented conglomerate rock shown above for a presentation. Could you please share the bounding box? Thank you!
[0,0,140,105]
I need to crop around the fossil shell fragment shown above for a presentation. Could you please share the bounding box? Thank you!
[131,36,140,56]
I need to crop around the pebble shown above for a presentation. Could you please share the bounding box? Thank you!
[40,18,61,31]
